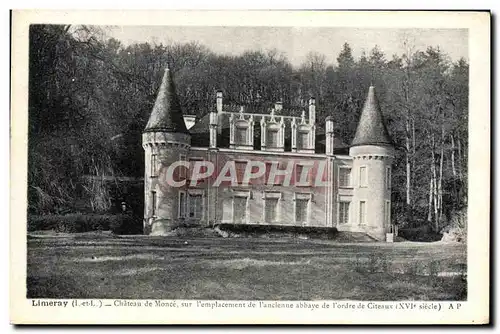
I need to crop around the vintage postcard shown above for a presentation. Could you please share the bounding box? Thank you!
[10,10,490,324]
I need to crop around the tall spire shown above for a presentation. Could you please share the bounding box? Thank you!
[144,68,189,134]
[351,86,392,147]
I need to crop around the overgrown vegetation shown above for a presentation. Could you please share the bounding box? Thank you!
[28,25,468,237]
[28,214,142,235]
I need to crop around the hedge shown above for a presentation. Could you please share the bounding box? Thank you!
[27,214,142,235]
[215,223,338,239]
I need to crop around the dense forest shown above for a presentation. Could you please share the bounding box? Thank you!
[28,25,468,235]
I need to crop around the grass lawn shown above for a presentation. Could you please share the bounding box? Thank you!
[27,232,467,300]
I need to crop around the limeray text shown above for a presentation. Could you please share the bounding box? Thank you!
[32,300,69,307]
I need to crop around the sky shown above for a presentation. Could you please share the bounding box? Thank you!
[104,26,468,67]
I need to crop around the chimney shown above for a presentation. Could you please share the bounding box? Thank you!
[210,107,219,149]
[308,97,316,125]
[325,116,334,156]
[216,91,223,113]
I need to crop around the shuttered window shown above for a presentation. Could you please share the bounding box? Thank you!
[295,199,309,224]
[233,196,247,223]
[359,201,366,225]
[338,167,352,187]
[339,202,350,225]
[265,198,279,223]
[188,194,203,219]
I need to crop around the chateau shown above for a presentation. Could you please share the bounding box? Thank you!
[142,68,395,241]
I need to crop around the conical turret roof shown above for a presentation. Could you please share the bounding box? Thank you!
[351,86,392,147]
[144,68,189,134]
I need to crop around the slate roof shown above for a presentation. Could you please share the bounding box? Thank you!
[351,86,393,147]
[144,68,190,134]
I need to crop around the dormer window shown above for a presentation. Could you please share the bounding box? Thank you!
[236,125,248,145]
[230,113,254,150]
[267,128,279,148]
[293,121,315,153]
[261,114,284,152]
[297,131,309,150]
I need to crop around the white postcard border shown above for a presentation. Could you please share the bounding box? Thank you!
[10,10,490,324]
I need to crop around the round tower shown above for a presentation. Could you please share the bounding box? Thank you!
[142,68,190,235]
[349,86,394,241]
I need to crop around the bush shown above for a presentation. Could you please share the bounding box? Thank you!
[215,224,338,239]
[109,214,142,235]
[27,214,141,234]
[441,210,467,243]
[398,224,442,242]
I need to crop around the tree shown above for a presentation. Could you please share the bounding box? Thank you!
[27,25,468,237]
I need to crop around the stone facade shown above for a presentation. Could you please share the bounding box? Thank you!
[143,68,394,241]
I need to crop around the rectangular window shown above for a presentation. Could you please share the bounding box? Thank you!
[151,191,157,216]
[265,162,284,185]
[386,167,391,190]
[339,201,350,225]
[264,162,272,185]
[189,158,206,185]
[265,198,279,223]
[296,131,309,149]
[385,200,391,226]
[178,191,186,218]
[295,165,311,186]
[276,162,286,185]
[359,201,366,225]
[267,129,279,148]
[338,167,352,188]
[151,154,157,177]
[295,165,303,184]
[295,198,309,224]
[188,194,203,219]
[179,154,186,178]
[233,196,248,223]
[236,127,248,145]
[235,161,247,184]
[359,166,367,188]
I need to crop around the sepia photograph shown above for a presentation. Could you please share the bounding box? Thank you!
[10,10,490,324]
